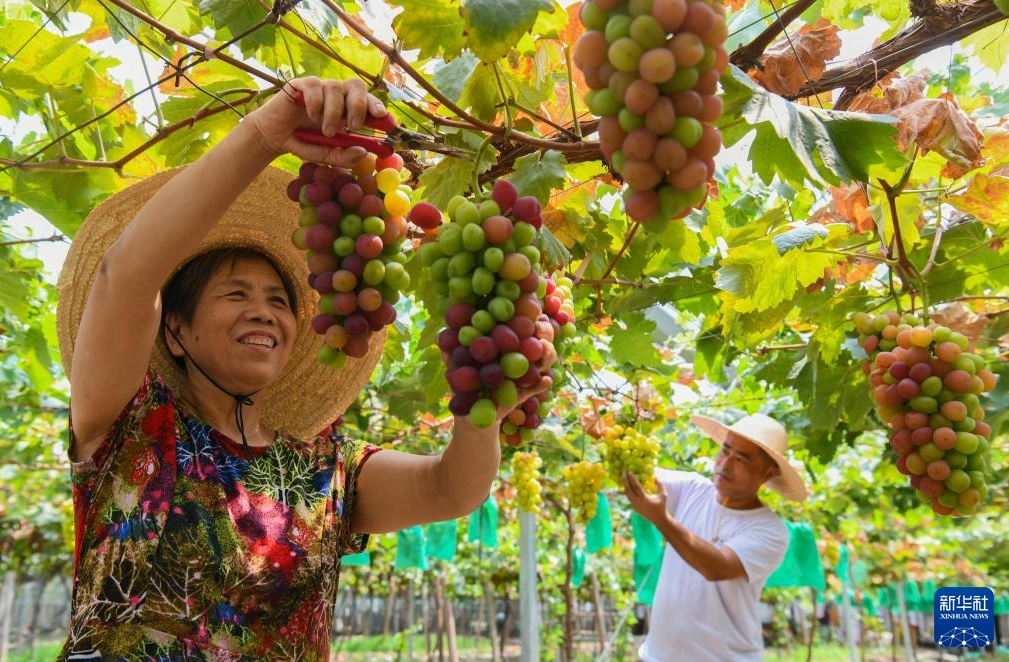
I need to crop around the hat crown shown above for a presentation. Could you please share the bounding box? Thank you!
[728,413,788,455]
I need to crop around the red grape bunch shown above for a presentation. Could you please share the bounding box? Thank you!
[510,451,545,514]
[410,179,566,444]
[561,461,608,523]
[574,0,730,223]
[288,152,412,368]
[854,311,998,517]
[602,425,661,492]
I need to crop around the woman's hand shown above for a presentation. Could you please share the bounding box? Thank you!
[247,76,387,166]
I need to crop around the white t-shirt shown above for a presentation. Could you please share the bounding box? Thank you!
[639,470,788,662]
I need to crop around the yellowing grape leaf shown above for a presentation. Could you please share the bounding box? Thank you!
[890,93,983,179]
[945,173,1009,226]
[751,19,842,97]
[830,183,875,232]
[848,72,927,119]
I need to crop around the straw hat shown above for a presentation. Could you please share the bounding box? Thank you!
[691,413,808,502]
[57,166,384,439]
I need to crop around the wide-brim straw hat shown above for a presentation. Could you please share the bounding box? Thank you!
[57,166,384,439]
[691,413,808,502]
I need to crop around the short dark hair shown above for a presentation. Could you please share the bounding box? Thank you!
[161,248,298,365]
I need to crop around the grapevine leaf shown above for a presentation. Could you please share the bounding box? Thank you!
[945,174,1009,226]
[771,224,830,255]
[608,275,716,316]
[390,0,466,60]
[460,0,553,63]
[607,313,663,369]
[538,226,571,274]
[962,22,1009,76]
[417,157,476,209]
[694,327,727,380]
[716,237,840,314]
[0,270,31,318]
[8,168,120,237]
[433,53,479,104]
[197,0,261,40]
[509,150,567,204]
[718,66,907,188]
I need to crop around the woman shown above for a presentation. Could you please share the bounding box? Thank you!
[55,77,550,660]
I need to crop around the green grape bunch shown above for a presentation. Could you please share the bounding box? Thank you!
[561,461,608,523]
[602,425,661,492]
[510,451,544,514]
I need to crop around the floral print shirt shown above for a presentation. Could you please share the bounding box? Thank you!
[58,370,379,661]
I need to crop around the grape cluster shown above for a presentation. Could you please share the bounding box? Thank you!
[561,461,608,523]
[854,311,997,517]
[510,451,545,514]
[602,425,661,492]
[412,179,565,443]
[574,0,729,222]
[288,153,412,368]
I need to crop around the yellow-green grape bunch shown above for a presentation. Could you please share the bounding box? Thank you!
[510,451,544,514]
[574,0,730,223]
[561,461,608,523]
[288,152,412,369]
[603,425,661,492]
[853,312,998,517]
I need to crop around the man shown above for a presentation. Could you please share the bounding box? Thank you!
[623,413,808,662]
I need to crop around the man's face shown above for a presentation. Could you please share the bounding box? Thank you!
[712,433,779,502]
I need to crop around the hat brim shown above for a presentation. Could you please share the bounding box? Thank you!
[691,415,808,502]
[57,166,384,439]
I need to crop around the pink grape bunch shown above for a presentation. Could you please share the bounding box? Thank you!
[288,153,412,368]
[410,179,565,445]
[854,311,998,517]
[561,461,607,523]
[574,0,729,223]
[510,451,545,514]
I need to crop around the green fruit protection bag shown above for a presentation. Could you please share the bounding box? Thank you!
[632,512,664,606]
[765,521,826,591]
[395,525,429,570]
[425,519,458,562]
[586,492,613,554]
[468,495,499,549]
[341,550,370,566]
[572,546,586,588]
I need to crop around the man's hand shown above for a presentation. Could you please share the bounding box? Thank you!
[623,472,668,525]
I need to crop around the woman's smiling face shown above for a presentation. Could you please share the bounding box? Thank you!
[167,254,298,395]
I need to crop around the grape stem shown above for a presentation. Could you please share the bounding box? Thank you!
[563,43,583,140]
[601,221,642,281]
[471,134,496,198]
[756,343,807,354]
